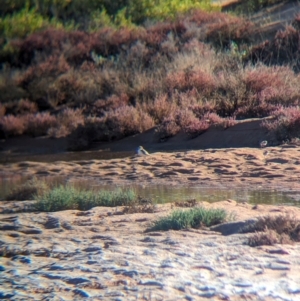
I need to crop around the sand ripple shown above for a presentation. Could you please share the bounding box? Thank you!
[1,147,300,189]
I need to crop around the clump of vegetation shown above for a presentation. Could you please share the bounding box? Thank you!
[173,198,197,208]
[4,176,63,201]
[246,22,300,72]
[241,215,300,246]
[122,196,156,214]
[148,207,227,231]
[227,0,286,15]
[35,186,136,212]
[262,107,300,142]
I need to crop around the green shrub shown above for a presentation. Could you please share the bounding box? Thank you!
[35,186,136,212]
[149,207,227,231]
[0,0,218,34]
[0,5,65,39]
[128,0,217,23]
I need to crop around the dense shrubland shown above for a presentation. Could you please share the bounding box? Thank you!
[0,1,300,148]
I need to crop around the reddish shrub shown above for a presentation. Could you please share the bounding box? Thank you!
[157,116,181,139]
[18,55,70,89]
[187,10,222,25]
[190,103,216,119]
[165,70,215,94]
[94,93,130,115]
[184,119,209,137]
[262,106,300,142]
[126,40,152,68]
[145,94,177,123]
[234,102,279,119]
[24,112,57,137]
[160,33,179,57]
[48,108,85,138]
[16,99,38,114]
[244,66,284,93]
[144,21,186,48]
[47,71,83,106]
[0,104,5,117]
[0,115,26,136]
[178,110,236,135]
[13,29,68,65]
[13,29,93,66]
[184,10,255,47]
[182,39,209,53]
[157,109,209,139]
[104,106,155,140]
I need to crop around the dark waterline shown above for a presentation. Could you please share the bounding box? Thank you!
[1,175,300,207]
[0,150,133,164]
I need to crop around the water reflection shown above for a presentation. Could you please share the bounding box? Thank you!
[1,175,299,206]
[99,184,298,206]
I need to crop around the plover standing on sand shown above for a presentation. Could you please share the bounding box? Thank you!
[136,146,149,155]
[260,140,268,148]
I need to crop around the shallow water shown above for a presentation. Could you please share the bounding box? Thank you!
[1,175,300,206]
[0,150,132,164]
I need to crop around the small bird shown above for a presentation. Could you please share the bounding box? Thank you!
[136,146,149,156]
[260,140,268,148]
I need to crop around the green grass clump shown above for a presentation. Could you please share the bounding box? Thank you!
[149,207,227,231]
[35,185,136,212]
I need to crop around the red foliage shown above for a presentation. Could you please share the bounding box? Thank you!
[262,106,300,142]
[24,112,57,137]
[244,67,283,93]
[103,106,155,140]
[184,10,255,47]
[48,108,85,138]
[0,104,5,117]
[94,93,130,115]
[18,55,70,88]
[157,116,181,139]
[142,20,185,49]
[0,115,26,136]
[145,94,177,124]
[166,70,215,94]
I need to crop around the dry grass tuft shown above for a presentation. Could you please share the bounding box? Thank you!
[122,196,156,214]
[241,215,300,246]
[172,199,197,208]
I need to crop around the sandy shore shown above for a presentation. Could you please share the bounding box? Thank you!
[1,200,300,300]
[1,145,300,190]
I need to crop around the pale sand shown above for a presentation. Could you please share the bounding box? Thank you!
[1,200,300,300]
[1,145,300,190]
